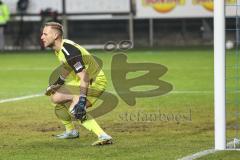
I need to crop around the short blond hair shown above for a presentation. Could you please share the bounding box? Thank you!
[44,22,64,37]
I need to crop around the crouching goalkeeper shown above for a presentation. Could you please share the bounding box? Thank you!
[41,22,112,145]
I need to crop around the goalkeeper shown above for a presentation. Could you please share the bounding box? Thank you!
[41,22,112,145]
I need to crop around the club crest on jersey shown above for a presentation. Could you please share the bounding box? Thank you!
[74,62,83,71]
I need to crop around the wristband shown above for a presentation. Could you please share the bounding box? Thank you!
[54,75,65,85]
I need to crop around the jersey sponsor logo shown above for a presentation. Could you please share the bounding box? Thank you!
[74,62,83,71]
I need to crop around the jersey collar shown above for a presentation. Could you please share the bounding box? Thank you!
[55,39,65,55]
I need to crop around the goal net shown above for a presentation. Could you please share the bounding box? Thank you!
[221,0,240,150]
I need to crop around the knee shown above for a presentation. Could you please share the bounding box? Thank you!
[51,93,64,104]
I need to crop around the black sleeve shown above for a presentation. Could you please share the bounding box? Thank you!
[62,43,85,73]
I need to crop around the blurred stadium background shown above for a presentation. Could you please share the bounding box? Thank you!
[1,0,220,50]
[0,0,240,160]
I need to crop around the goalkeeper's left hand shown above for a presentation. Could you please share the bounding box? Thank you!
[71,96,87,121]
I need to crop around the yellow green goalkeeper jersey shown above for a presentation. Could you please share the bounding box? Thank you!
[55,39,105,86]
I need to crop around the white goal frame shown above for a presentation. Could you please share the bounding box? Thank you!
[214,0,226,150]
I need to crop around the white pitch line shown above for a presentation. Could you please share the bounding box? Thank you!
[0,90,230,105]
[171,91,240,94]
[0,67,51,71]
[0,91,211,105]
[171,91,213,94]
[178,140,240,160]
[0,93,43,104]
[0,90,238,104]
[177,149,218,160]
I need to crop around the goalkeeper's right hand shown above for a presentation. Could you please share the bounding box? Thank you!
[45,84,62,96]
[45,75,65,96]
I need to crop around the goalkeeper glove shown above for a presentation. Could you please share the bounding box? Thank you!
[45,76,65,96]
[71,95,87,121]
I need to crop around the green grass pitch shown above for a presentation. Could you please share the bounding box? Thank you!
[0,48,239,160]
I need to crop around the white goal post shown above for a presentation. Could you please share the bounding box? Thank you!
[214,0,226,150]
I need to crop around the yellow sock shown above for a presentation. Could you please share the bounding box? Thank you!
[81,119,105,137]
[54,104,75,132]
[61,120,75,132]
